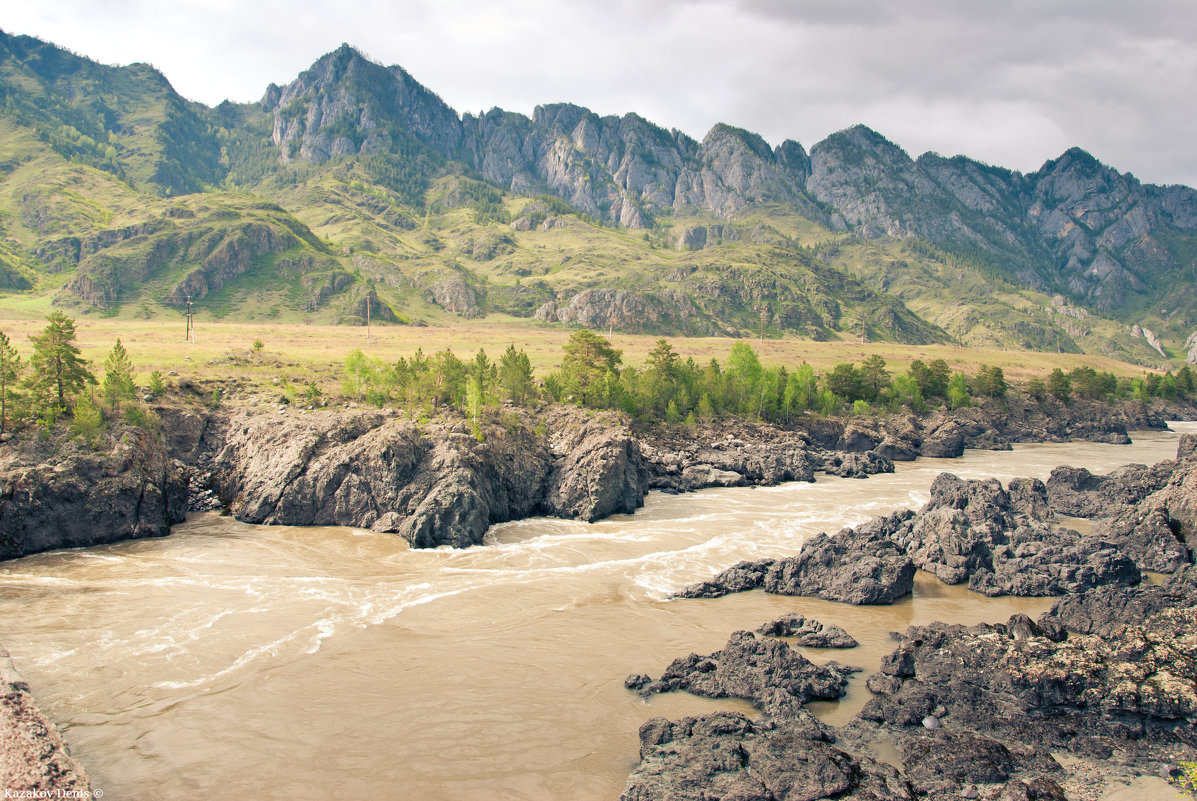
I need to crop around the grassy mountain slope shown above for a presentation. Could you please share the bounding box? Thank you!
[0,31,1188,367]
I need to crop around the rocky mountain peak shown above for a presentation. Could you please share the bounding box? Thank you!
[271,44,462,164]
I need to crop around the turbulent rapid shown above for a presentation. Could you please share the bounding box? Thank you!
[1,426,1193,801]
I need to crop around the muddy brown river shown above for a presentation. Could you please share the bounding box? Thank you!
[2,425,1194,800]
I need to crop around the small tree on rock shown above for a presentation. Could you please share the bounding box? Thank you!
[102,338,136,412]
[0,330,22,435]
[1047,368,1071,402]
[498,345,534,405]
[27,311,95,421]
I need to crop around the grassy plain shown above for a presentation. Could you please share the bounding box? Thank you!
[0,313,1160,394]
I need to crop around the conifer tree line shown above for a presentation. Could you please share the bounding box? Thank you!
[0,311,165,443]
[339,329,1197,426]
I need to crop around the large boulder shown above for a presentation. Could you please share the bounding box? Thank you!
[1045,462,1174,518]
[633,630,856,717]
[543,411,646,521]
[763,513,917,604]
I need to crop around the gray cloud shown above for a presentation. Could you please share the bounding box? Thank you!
[6,0,1197,185]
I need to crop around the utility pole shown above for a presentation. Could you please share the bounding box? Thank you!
[185,296,195,343]
[366,293,371,343]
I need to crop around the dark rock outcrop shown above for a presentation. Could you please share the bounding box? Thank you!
[675,559,772,599]
[210,406,646,547]
[1043,564,1197,637]
[892,728,1062,798]
[763,518,917,604]
[757,613,858,648]
[632,630,857,717]
[0,425,188,561]
[889,473,1141,596]
[1046,462,1175,518]
[676,513,916,605]
[819,449,895,478]
[542,410,646,522]
[861,575,1197,761]
[621,712,916,801]
[639,419,816,493]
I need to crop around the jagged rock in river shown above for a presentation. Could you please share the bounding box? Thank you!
[674,559,773,599]
[757,613,858,648]
[210,406,646,547]
[763,516,917,604]
[631,630,857,718]
[675,513,916,605]
[888,473,1140,595]
[1081,437,1197,571]
[1045,462,1175,518]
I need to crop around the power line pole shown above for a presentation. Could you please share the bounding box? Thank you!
[185,296,195,343]
[366,293,371,343]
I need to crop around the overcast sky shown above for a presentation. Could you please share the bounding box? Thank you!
[6,0,1197,186]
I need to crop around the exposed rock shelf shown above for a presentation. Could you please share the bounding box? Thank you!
[626,438,1197,800]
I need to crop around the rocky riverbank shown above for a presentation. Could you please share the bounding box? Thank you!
[170,394,1187,549]
[623,435,1197,800]
[0,393,1179,556]
[0,645,91,794]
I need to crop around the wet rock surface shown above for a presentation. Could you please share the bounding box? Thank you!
[634,427,1197,800]
[632,630,858,717]
[757,613,858,648]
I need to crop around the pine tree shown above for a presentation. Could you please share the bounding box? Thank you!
[27,311,95,421]
[0,331,21,436]
[1047,368,1071,402]
[69,392,103,448]
[498,345,534,405]
[102,338,136,412]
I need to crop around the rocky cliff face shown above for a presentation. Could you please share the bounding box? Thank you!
[0,425,188,561]
[266,44,462,164]
[207,406,646,547]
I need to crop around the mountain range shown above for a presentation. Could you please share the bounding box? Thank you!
[1,29,1195,365]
